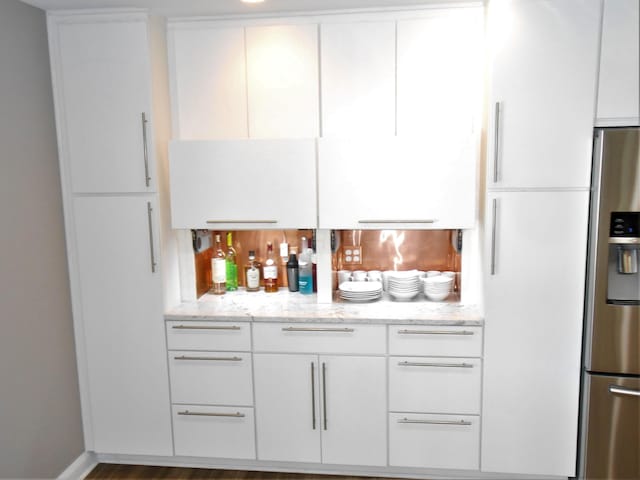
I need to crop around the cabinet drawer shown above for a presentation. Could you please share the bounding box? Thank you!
[389,356,481,414]
[168,351,253,406]
[389,412,479,470]
[172,405,256,459]
[166,321,251,351]
[252,323,386,354]
[389,325,482,357]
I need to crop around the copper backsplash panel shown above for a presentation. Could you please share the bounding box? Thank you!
[194,229,461,297]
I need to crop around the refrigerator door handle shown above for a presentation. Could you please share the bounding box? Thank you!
[609,385,640,397]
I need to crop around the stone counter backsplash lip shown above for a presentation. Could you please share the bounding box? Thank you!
[164,288,483,325]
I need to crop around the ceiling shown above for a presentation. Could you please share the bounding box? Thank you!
[20,0,454,17]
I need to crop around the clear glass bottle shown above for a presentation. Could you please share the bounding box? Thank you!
[225,232,238,291]
[263,242,278,293]
[211,234,226,295]
[244,250,261,292]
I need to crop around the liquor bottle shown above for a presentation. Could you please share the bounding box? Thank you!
[211,234,226,295]
[263,242,278,293]
[244,250,261,292]
[298,237,313,294]
[225,232,238,291]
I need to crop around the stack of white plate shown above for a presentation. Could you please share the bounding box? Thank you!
[421,275,454,301]
[339,281,383,302]
[386,271,421,301]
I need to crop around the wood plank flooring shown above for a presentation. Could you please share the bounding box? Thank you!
[85,464,399,480]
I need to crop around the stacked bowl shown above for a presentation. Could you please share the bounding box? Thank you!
[386,270,421,301]
[421,274,454,301]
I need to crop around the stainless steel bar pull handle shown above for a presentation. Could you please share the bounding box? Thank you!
[172,325,241,331]
[322,362,327,430]
[206,220,278,224]
[493,101,501,183]
[310,362,316,430]
[359,219,437,224]
[282,327,354,333]
[398,329,474,336]
[490,198,498,275]
[177,410,245,418]
[397,418,472,426]
[141,112,151,187]
[146,202,157,273]
[174,355,242,361]
[398,361,474,368]
[609,385,640,397]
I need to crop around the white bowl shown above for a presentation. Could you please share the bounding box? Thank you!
[424,290,450,301]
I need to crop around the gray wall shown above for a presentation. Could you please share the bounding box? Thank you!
[0,0,84,478]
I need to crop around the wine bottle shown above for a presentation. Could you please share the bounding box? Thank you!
[263,242,278,293]
[211,234,226,295]
[225,232,238,291]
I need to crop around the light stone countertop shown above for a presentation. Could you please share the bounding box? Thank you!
[165,288,483,325]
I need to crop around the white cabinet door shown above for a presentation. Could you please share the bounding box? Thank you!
[169,26,248,139]
[169,139,317,229]
[596,0,640,126]
[73,196,171,455]
[318,135,477,229]
[320,356,387,466]
[254,354,321,463]
[482,191,589,477]
[51,16,155,193]
[320,21,395,137]
[487,0,600,189]
[246,24,319,138]
[397,8,483,138]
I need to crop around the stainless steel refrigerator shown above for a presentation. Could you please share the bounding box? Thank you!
[580,127,640,479]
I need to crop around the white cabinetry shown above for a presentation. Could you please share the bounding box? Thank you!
[320,21,395,137]
[318,135,477,229]
[169,139,317,229]
[169,26,248,139]
[48,11,171,456]
[52,15,155,193]
[487,0,601,189]
[482,191,589,476]
[596,0,640,126]
[253,324,387,467]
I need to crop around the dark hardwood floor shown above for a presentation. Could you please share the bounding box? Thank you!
[85,464,399,480]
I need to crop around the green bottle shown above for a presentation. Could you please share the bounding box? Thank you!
[225,232,238,291]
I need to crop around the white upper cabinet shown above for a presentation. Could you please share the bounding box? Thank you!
[320,21,395,137]
[397,8,483,138]
[596,0,640,126]
[318,135,477,229]
[50,15,155,193]
[487,0,601,189]
[246,24,319,138]
[169,26,248,139]
[169,139,317,229]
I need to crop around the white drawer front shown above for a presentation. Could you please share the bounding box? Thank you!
[252,323,386,354]
[389,412,479,470]
[389,356,481,414]
[389,325,482,357]
[166,321,251,351]
[172,405,256,459]
[168,351,253,406]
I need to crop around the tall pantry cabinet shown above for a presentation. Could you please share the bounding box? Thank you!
[47,11,172,455]
[482,0,599,477]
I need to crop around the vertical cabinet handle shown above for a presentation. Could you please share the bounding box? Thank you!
[146,202,157,273]
[493,101,501,183]
[490,198,498,276]
[322,362,327,430]
[310,362,316,430]
[141,112,151,187]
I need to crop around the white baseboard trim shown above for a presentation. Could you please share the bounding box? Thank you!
[57,451,98,480]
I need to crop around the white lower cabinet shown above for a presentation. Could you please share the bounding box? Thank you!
[253,353,387,466]
[389,412,480,470]
[172,405,256,459]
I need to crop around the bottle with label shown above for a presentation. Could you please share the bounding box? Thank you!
[244,250,261,292]
[211,234,226,295]
[225,232,238,291]
[263,242,278,293]
[298,244,313,295]
[286,251,299,292]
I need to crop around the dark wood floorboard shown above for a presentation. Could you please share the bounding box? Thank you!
[85,463,400,480]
